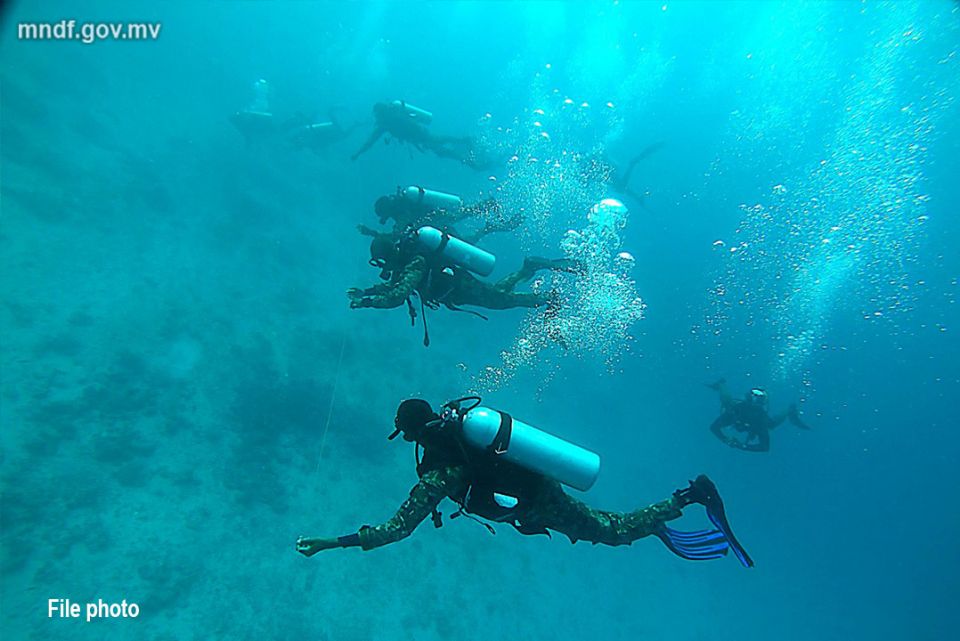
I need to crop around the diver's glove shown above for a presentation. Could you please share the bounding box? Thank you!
[296,534,360,557]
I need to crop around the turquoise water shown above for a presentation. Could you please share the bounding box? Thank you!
[2,1,958,639]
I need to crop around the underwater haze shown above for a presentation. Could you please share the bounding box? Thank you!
[2,1,959,640]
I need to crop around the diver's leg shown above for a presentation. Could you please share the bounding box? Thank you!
[425,142,464,161]
[622,141,665,183]
[706,379,735,409]
[471,210,524,243]
[521,481,683,546]
[421,132,472,161]
[710,414,735,443]
[459,287,545,310]
[768,411,788,429]
[459,201,523,243]
[621,157,642,185]
[623,187,648,209]
[430,133,472,145]
[492,263,538,293]
[447,277,545,310]
[494,257,580,294]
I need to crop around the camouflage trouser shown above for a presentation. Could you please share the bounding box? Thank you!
[446,263,547,310]
[519,480,683,546]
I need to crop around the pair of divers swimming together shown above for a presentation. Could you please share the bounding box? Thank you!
[350,184,575,346]
[231,82,490,168]
[237,90,816,568]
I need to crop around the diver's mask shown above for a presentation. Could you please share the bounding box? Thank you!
[368,257,392,280]
[388,412,421,442]
[749,388,768,408]
[369,239,403,280]
[388,398,440,442]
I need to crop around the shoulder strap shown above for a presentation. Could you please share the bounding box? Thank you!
[488,411,513,455]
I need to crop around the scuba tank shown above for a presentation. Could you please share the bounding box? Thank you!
[392,100,433,124]
[248,78,272,115]
[416,226,496,277]
[401,185,463,212]
[436,399,601,492]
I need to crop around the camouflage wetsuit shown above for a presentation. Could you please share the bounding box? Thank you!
[358,466,683,550]
[350,255,549,311]
[352,102,477,165]
[365,196,522,245]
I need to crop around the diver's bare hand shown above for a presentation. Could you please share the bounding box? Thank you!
[296,536,340,557]
[347,291,373,309]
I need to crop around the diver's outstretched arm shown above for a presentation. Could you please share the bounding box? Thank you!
[709,415,733,443]
[349,256,427,309]
[297,467,466,555]
[351,126,385,161]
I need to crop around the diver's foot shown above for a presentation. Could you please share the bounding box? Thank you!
[675,474,718,508]
[672,475,754,568]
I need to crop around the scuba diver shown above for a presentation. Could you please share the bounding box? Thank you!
[359,185,522,244]
[706,379,811,452]
[350,100,489,168]
[348,227,574,345]
[229,78,310,146]
[297,397,753,567]
[230,79,277,144]
[289,108,362,154]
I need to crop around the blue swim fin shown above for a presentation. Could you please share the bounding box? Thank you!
[655,526,729,561]
[669,475,755,568]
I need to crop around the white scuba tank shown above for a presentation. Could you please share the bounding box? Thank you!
[392,100,433,124]
[249,78,271,115]
[461,407,601,492]
[402,186,462,212]
[416,226,496,277]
